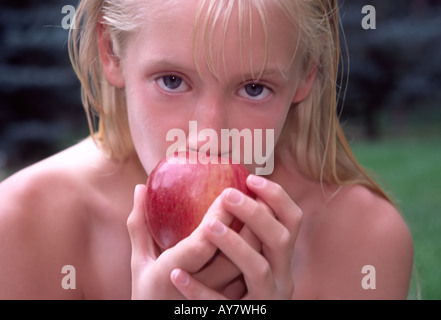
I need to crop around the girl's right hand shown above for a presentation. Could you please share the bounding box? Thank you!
[127,184,259,300]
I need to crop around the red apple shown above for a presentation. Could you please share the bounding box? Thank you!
[145,152,255,251]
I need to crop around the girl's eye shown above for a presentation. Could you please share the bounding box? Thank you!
[238,83,271,101]
[156,75,189,93]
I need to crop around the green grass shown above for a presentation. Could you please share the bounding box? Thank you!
[351,136,441,300]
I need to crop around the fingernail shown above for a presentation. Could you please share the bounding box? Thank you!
[225,188,244,205]
[248,174,266,188]
[171,269,189,286]
[208,219,227,235]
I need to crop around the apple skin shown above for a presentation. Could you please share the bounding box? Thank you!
[145,152,255,251]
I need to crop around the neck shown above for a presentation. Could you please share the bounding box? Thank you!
[267,147,333,205]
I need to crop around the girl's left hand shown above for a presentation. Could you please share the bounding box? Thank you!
[170,174,303,300]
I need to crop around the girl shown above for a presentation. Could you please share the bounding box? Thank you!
[0,0,413,299]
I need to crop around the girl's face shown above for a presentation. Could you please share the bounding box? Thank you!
[102,1,314,175]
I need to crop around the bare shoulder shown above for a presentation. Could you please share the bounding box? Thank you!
[310,184,414,299]
[326,184,411,237]
[0,139,99,299]
[0,138,101,219]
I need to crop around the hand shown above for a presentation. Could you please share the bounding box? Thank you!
[170,175,303,300]
[127,184,260,299]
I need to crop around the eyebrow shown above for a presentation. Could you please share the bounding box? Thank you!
[144,58,288,81]
[241,68,288,81]
[144,59,198,75]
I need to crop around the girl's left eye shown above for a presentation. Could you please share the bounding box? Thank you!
[237,83,271,101]
[155,75,190,93]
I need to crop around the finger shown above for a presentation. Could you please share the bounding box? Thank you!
[160,196,233,274]
[194,251,240,290]
[170,268,227,300]
[201,195,236,227]
[127,184,158,262]
[246,176,303,277]
[221,275,247,300]
[193,223,259,292]
[238,224,261,253]
[220,187,296,292]
[160,193,260,291]
[246,175,303,231]
[221,187,288,252]
[203,218,272,296]
[193,224,260,292]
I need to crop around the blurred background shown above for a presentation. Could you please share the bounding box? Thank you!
[0,0,440,299]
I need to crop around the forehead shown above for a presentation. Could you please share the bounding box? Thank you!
[132,0,302,79]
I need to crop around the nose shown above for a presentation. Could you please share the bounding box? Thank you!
[187,92,229,156]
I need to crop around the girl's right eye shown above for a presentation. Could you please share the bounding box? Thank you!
[155,75,190,93]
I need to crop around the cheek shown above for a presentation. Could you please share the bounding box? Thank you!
[260,101,293,156]
[125,80,196,174]
[125,86,171,174]
[238,103,290,159]
[255,101,291,144]
[275,103,292,140]
[127,110,164,174]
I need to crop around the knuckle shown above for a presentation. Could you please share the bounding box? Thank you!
[181,277,203,300]
[253,259,272,281]
[295,207,304,222]
[248,202,262,220]
[276,228,292,248]
[290,207,303,228]
[126,213,137,233]
[268,182,285,201]
[188,239,212,259]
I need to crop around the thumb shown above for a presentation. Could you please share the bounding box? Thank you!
[127,184,158,264]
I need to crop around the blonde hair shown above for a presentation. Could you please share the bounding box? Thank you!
[69,0,391,201]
